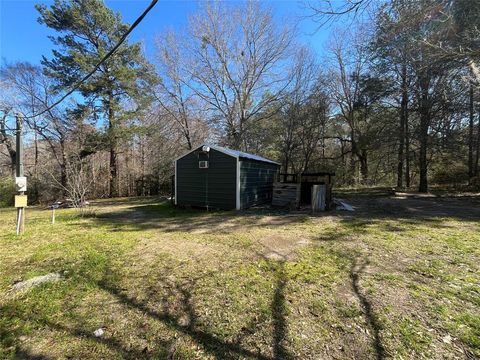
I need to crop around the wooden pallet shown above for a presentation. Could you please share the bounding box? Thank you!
[272,182,301,208]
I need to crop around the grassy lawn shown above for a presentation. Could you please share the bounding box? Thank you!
[1,193,479,359]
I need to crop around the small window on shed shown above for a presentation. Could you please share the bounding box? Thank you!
[199,160,209,169]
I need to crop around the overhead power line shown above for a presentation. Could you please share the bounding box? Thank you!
[24,0,158,120]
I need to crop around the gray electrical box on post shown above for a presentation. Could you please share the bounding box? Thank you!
[15,176,27,192]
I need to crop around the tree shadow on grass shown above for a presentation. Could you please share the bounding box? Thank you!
[337,195,480,223]
[253,243,295,360]
[95,278,275,359]
[91,252,295,359]
[78,201,311,235]
[3,276,274,359]
[43,321,170,359]
[349,257,386,360]
[12,349,53,360]
[301,241,386,359]
[78,194,480,238]
[271,262,292,360]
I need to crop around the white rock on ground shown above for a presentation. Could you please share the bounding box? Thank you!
[10,273,63,293]
[93,328,105,337]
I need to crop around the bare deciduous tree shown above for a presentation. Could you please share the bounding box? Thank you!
[298,89,330,172]
[185,1,294,150]
[280,47,318,172]
[154,30,207,150]
[0,110,16,176]
[0,62,74,189]
[325,32,368,183]
[51,153,93,211]
[305,0,375,28]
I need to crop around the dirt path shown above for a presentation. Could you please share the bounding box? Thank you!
[343,195,480,221]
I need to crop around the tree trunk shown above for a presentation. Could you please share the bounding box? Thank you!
[350,153,356,186]
[418,109,430,193]
[468,83,475,179]
[417,72,431,193]
[125,148,130,197]
[33,123,39,201]
[405,100,411,188]
[0,114,16,176]
[303,154,311,173]
[475,106,480,176]
[284,154,289,175]
[92,155,97,198]
[359,150,368,185]
[228,126,242,150]
[109,147,118,197]
[397,63,408,189]
[418,138,428,193]
[183,118,193,150]
[340,140,346,184]
[60,138,68,197]
[141,138,146,196]
[131,144,136,196]
[107,91,118,198]
[350,130,357,186]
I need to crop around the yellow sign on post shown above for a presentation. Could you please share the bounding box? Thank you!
[15,195,28,208]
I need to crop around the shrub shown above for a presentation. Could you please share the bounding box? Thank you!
[0,176,15,207]
[431,164,469,186]
[469,176,480,191]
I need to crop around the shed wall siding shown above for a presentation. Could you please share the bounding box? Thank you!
[176,147,237,209]
[240,160,279,209]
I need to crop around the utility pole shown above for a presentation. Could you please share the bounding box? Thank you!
[15,113,26,235]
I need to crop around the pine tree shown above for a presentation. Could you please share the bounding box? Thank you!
[37,0,157,197]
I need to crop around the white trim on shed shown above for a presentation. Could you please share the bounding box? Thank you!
[174,159,177,205]
[236,158,240,210]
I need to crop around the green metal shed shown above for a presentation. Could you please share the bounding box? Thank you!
[174,144,280,210]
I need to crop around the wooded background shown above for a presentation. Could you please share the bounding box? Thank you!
[1,0,479,205]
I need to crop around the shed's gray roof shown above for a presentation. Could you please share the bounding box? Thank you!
[175,144,281,165]
[211,145,281,165]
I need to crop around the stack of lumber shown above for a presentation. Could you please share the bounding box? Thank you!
[272,182,300,208]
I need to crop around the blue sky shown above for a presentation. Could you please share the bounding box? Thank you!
[0,0,332,65]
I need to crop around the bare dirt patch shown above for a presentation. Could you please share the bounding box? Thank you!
[348,195,480,220]
[254,232,312,260]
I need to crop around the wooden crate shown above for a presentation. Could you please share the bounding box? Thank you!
[272,182,301,208]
